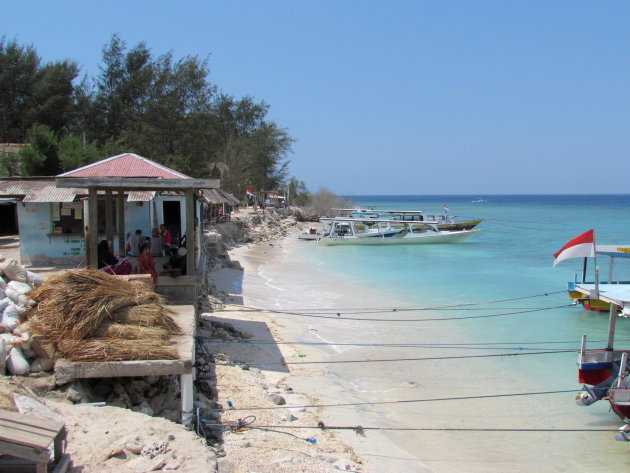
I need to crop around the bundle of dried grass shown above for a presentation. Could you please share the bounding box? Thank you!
[95,322,170,340]
[23,269,181,362]
[57,338,178,362]
[111,304,179,332]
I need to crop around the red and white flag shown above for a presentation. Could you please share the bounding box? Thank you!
[553,229,595,267]
[246,188,254,196]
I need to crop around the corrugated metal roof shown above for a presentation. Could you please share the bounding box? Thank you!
[57,153,192,179]
[127,190,156,202]
[218,189,241,205]
[0,179,83,202]
[200,189,241,205]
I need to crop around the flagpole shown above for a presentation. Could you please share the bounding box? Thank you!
[593,230,599,300]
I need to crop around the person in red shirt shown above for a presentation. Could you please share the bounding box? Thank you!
[159,224,172,246]
[137,242,158,285]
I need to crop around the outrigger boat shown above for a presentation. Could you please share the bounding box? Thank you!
[575,309,630,422]
[567,245,630,313]
[553,231,630,422]
[318,217,480,246]
[333,208,483,232]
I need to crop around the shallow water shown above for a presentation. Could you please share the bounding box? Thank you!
[238,195,630,472]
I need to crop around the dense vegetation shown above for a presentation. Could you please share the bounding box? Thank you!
[0,35,307,200]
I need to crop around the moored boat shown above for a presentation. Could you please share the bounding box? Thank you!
[319,217,480,246]
[333,208,483,232]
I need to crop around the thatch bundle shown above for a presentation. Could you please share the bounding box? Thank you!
[23,269,181,362]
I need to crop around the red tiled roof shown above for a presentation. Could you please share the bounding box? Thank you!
[58,153,192,179]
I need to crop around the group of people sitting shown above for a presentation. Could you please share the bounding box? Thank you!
[97,223,187,285]
[125,224,173,258]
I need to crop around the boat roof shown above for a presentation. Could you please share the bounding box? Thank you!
[334,208,425,214]
[596,245,630,258]
[320,217,435,224]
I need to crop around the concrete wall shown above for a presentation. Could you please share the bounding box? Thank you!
[18,202,85,266]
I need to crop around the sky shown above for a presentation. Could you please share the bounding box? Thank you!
[3,1,629,195]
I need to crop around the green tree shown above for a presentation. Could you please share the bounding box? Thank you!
[0,38,78,142]
[287,177,310,206]
[19,124,60,175]
[57,134,101,171]
[91,34,153,143]
[247,121,293,194]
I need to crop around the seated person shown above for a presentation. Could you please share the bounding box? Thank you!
[137,241,158,285]
[98,240,132,275]
[149,227,163,256]
[160,247,187,278]
[159,224,172,247]
[126,229,144,257]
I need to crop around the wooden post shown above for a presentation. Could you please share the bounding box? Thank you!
[618,352,628,388]
[185,189,195,274]
[606,303,618,361]
[88,187,99,269]
[105,190,114,245]
[117,189,125,255]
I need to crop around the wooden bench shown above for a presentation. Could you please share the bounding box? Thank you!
[0,409,69,473]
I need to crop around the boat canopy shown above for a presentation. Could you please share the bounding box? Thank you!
[595,245,630,259]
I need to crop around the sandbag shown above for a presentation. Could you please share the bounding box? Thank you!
[2,303,24,330]
[0,297,10,313]
[26,271,43,288]
[0,259,27,283]
[4,288,35,307]
[0,275,6,292]
[6,346,30,375]
[0,337,4,374]
[7,280,32,295]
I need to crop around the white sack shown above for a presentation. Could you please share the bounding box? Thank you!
[7,346,30,375]
[0,259,27,282]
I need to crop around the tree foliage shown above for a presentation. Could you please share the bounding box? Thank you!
[1,35,300,198]
[0,37,78,142]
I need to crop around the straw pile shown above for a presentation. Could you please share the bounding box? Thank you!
[23,269,181,362]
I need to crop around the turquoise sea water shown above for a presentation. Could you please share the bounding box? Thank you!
[288,194,630,471]
[314,194,630,350]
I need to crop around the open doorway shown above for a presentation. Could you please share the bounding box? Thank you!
[0,201,18,235]
[162,200,181,246]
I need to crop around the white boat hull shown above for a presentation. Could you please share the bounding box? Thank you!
[319,229,480,246]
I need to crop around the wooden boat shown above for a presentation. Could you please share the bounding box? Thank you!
[609,353,630,421]
[333,208,483,232]
[574,299,630,422]
[318,217,480,246]
[566,244,630,313]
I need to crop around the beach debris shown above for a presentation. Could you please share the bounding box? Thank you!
[12,393,64,423]
[268,393,286,405]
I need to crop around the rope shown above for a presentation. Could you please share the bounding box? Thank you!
[215,303,576,322]
[219,290,567,315]
[215,389,581,411]
[214,349,575,367]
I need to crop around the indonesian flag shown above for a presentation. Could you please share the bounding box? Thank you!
[553,229,595,267]
[246,188,254,196]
